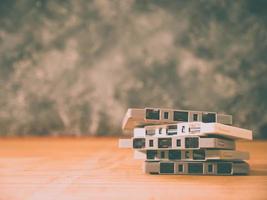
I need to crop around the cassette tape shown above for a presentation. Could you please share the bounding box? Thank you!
[133,122,252,140]
[119,136,235,150]
[134,149,249,161]
[122,108,232,131]
[144,160,249,175]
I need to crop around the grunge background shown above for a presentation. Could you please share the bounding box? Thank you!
[0,0,266,138]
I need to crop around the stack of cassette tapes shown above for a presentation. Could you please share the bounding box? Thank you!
[119,108,253,175]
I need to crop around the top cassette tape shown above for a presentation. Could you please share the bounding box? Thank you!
[134,122,252,140]
[122,108,232,131]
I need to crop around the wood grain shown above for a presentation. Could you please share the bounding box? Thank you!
[0,137,266,200]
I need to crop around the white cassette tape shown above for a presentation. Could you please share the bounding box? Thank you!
[134,122,252,140]
[144,160,249,175]
[119,136,235,150]
[122,108,232,131]
[134,149,249,161]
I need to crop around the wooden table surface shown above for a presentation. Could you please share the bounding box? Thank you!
[0,137,266,200]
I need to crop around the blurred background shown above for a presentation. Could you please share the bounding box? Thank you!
[0,0,266,138]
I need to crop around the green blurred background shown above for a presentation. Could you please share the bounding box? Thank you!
[0,0,266,138]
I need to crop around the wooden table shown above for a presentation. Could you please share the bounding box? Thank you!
[0,137,266,200]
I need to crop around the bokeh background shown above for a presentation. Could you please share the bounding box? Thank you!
[0,0,266,138]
